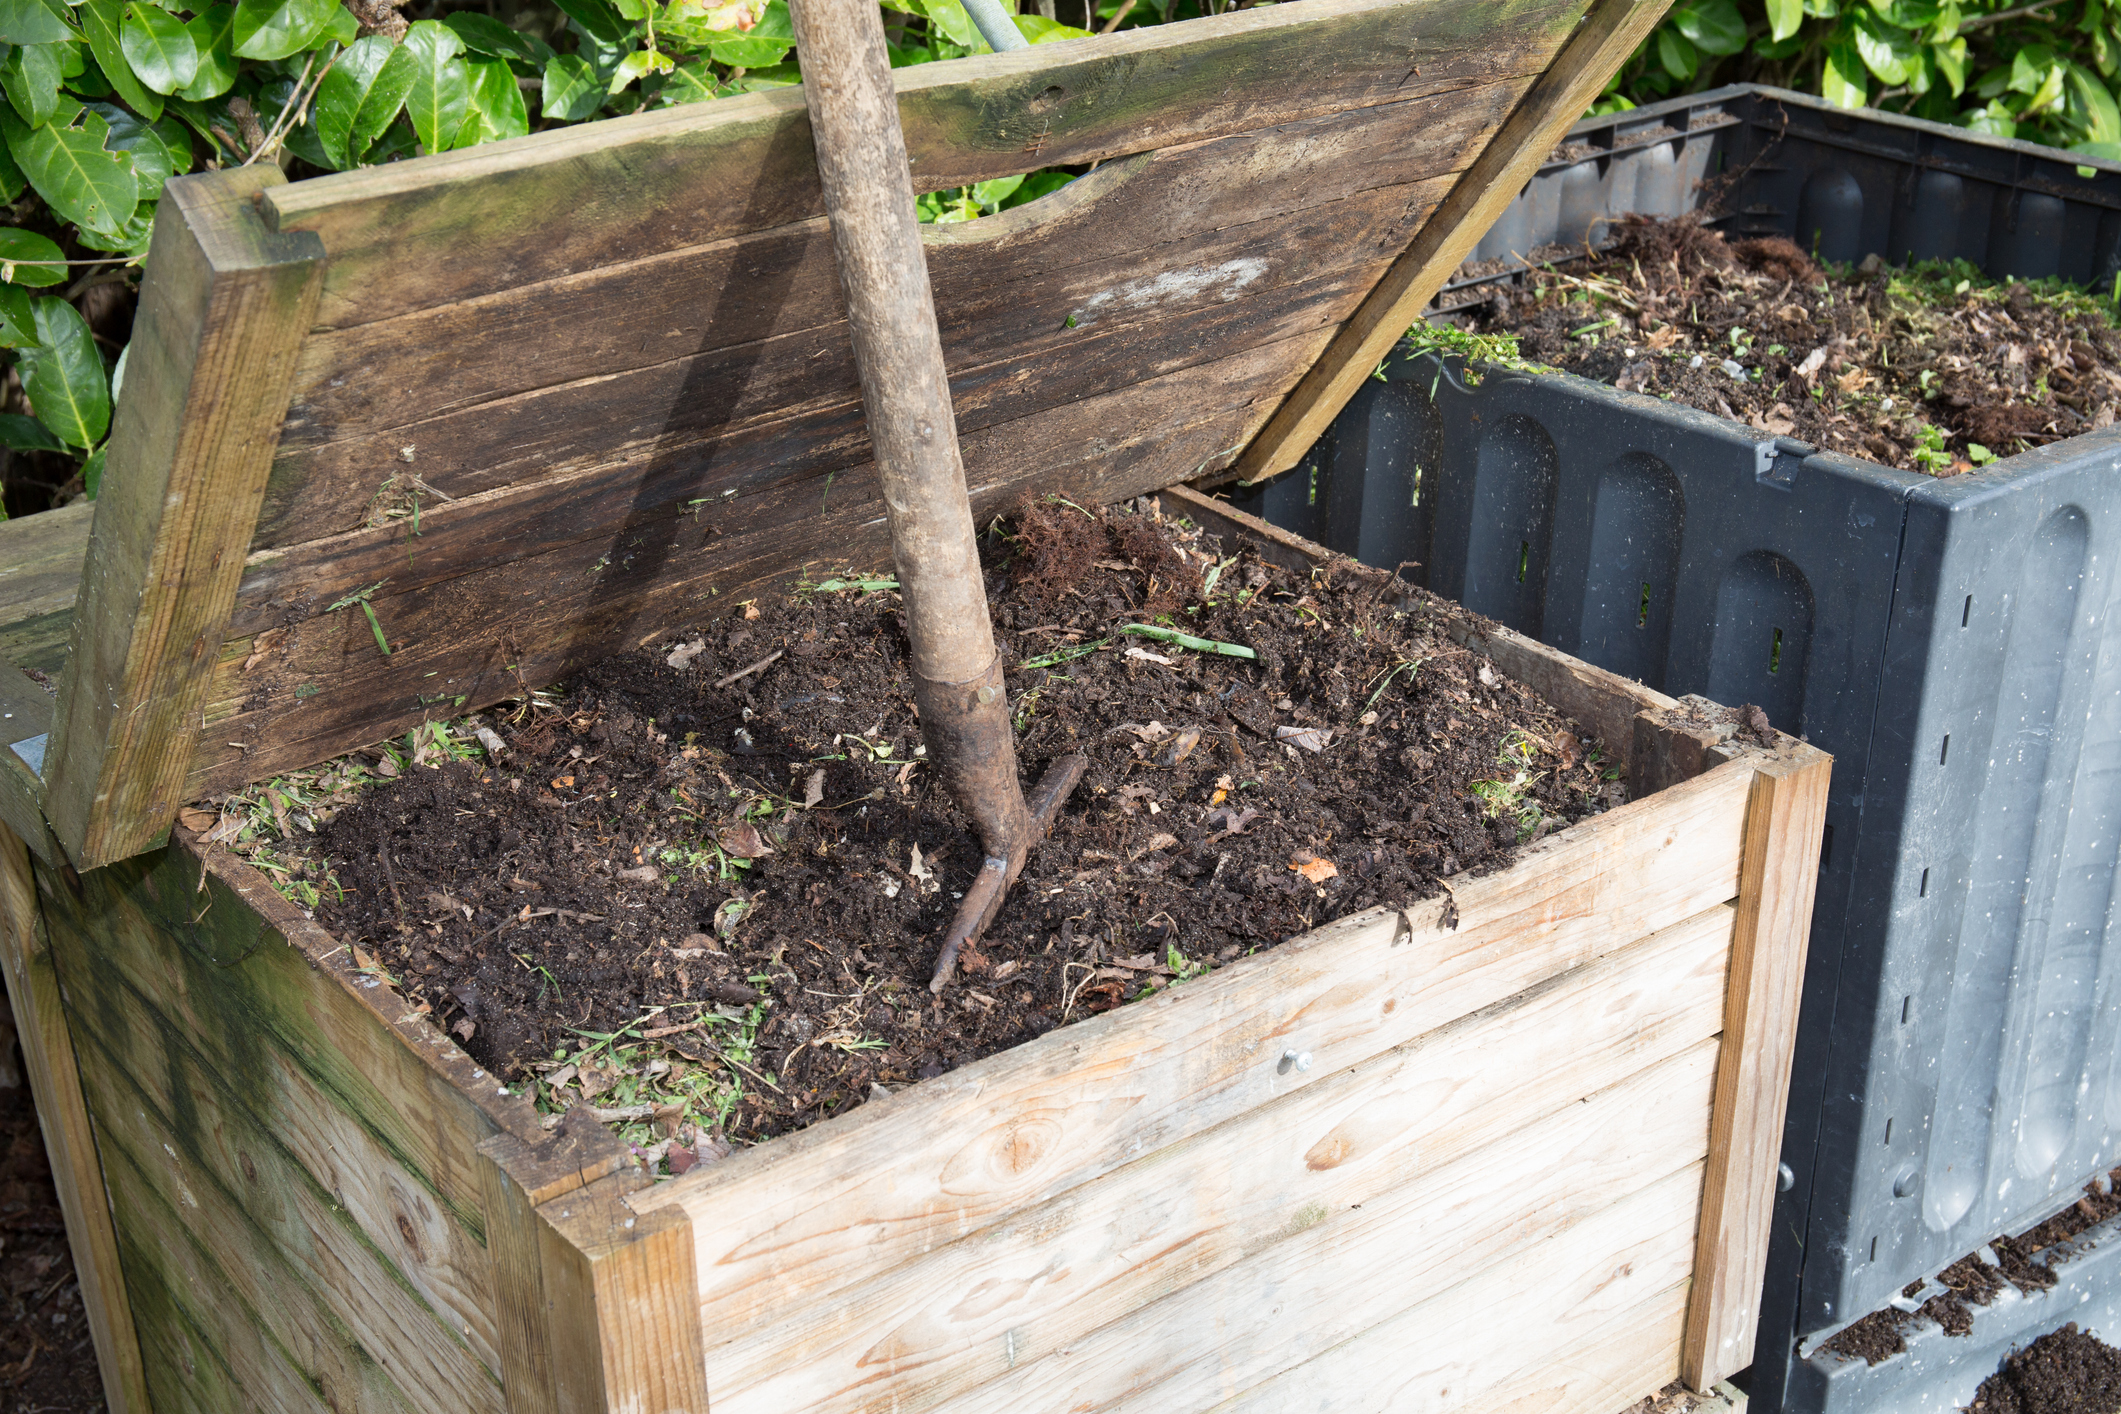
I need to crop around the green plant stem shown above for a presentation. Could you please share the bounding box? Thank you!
[1117,623,1256,659]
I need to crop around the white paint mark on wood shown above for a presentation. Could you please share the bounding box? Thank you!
[1069,258,1270,326]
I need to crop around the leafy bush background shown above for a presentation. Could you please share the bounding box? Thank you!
[0,0,2113,519]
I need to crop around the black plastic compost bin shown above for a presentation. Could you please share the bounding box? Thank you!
[1231,86,2121,1414]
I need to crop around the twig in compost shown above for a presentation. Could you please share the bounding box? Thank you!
[715,649,786,689]
[1117,623,1257,660]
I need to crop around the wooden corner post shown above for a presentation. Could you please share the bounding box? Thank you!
[481,1132,710,1413]
[43,167,323,869]
[1228,0,1674,484]
[0,822,150,1412]
[1683,743,1832,1387]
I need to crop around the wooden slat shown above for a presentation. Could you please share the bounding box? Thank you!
[1165,485,1679,754]
[0,823,149,1414]
[1683,743,1833,1386]
[0,673,57,864]
[931,1059,1713,1414]
[1229,0,1676,482]
[631,757,1754,1339]
[42,167,324,868]
[704,903,1733,1414]
[256,84,1508,547]
[480,1135,710,1414]
[190,332,1320,796]
[259,0,1589,330]
[0,500,91,676]
[1470,1282,1690,1414]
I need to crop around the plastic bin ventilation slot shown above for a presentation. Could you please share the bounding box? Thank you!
[1235,84,2121,1414]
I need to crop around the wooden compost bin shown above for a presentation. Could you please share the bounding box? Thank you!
[0,490,1831,1414]
[0,0,1847,1407]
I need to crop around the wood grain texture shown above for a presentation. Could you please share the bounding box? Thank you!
[1467,1281,1690,1414]
[43,167,323,868]
[190,334,1321,797]
[932,1064,1713,1414]
[632,755,1752,1341]
[1229,0,1677,481]
[1683,742,1833,1386]
[703,903,1733,1414]
[255,81,1504,547]
[0,822,149,1414]
[480,1136,709,1414]
[31,834,629,1409]
[259,0,1586,329]
[0,674,57,864]
[0,500,91,675]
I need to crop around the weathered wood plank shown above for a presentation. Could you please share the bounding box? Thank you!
[1230,0,1676,482]
[1683,743,1833,1386]
[0,675,57,864]
[631,757,1753,1340]
[1470,1282,1690,1414]
[1165,485,1679,756]
[62,975,506,1414]
[260,0,1588,329]
[0,823,149,1414]
[480,1135,710,1414]
[259,82,1507,544]
[930,1060,1712,1414]
[42,167,324,868]
[0,500,90,676]
[704,903,1733,1414]
[189,334,1318,796]
[91,1106,419,1413]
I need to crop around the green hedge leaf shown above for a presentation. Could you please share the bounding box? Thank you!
[1852,9,1912,84]
[0,40,63,126]
[0,280,36,344]
[706,0,792,67]
[441,12,552,66]
[607,45,670,93]
[548,0,628,45]
[1012,13,1090,41]
[540,51,600,119]
[1671,0,1746,55]
[0,225,65,284]
[659,58,714,104]
[2068,60,2121,143]
[230,0,335,62]
[20,296,109,448]
[402,19,468,152]
[73,196,151,252]
[453,54,526,146]
[1,102,139,235]
[1823,35,1867,106]
[1656,26,1698,79]
[1765,0,1803,42]
[121,1,197,92]
[79,441,104,497]
[0,0,75,48]
[1932,35,1967,95]
[177,5,234,98]
[79,0,162,118]
[87,101,183,198]
[0,132,22,200]
[316,32,396,167]
[0,412,66,451]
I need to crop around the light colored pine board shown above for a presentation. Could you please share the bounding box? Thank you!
[479,1135,711,1414]
[1164,485,1681,755]
[703,903,1734,1414]
[188,332,1324,797]
[0,823,149,1414]
[0,500,91,676]
[42,167,324,868]
[928,1058,1714,1414]
[256,86,1510,545]
[632,757,1752,1340]
[260,0,1588,330]
[61,984,507,1414]
[1469,1281,1690,1414]
[1682,744,1833,1385]
[1229,0,1676,482]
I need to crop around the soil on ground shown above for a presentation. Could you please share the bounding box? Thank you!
[0,996,105,1412]
[296,502,1624,1165]
[1465,214,2121,475]
[1971,1324,2121,1414]
[1819,1168,2121,1368]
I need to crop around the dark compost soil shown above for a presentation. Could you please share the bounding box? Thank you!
[300,502,1623,1162]
[1971,1324,2121,1414]
[0,994,105,1412]
[1819,1167,2121,1369]
[1466,214,2121,476]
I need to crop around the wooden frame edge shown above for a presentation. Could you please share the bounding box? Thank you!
[1682,740,1832,1385]
[0,821,150,1413]
[44,166,325,870]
